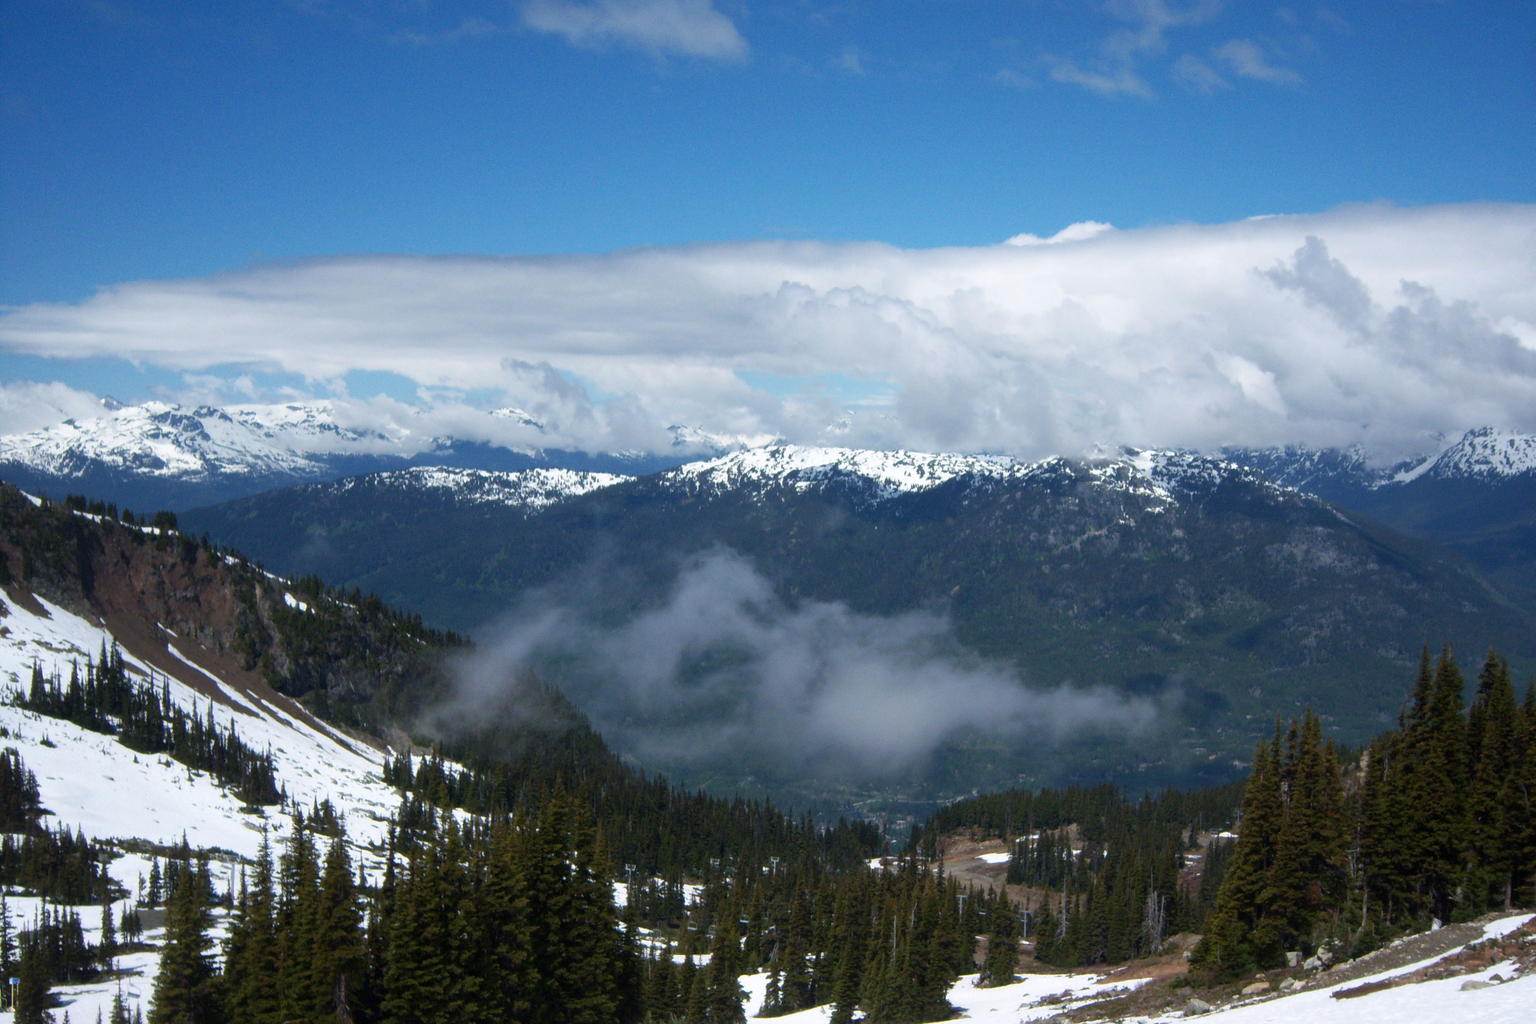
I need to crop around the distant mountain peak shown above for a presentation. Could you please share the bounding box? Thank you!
[668,444,1028,499]
[1404,427,1536,483]
[326,465,632,511]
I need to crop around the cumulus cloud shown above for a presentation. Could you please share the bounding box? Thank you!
[520,0,748,61]
[442,549,1156,780]
[2,204,1535,461]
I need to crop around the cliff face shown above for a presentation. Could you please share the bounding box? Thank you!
[0,485,460,730]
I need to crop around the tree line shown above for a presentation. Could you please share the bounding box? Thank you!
[1193,646,1536,977]
[146,786,996,1024]
[14,646,282,807]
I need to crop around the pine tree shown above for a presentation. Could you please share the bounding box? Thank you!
[381,834,453,1024]
[222,831,279,1024]
[1262,711,1347,953]
[1465,650,1523,911]
[1192,728,1284,975]
[97,901,116,968]
[1399,647,1469,923]
[978,891,1019,987]
[148,864,218,1024]
[462,821,535,1023]
[14,942,53,1024]
[307,831,365,1023]
[701,913,745,1024]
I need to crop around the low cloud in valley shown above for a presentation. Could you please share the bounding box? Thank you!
[441,549,1157,781]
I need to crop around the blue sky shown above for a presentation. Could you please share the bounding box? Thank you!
[2,2,1535,456]
[5,1,1532,303]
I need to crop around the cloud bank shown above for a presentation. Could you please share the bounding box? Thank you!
[443,549,1156,781]
[2,204,1534,461]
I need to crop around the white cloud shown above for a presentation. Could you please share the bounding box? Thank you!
[1004,221,1116,246]
[1214,38,1301,85]
[1048,0,1225,98]
[1172,52,1227,92]
[1047,57,1152,98]
[446,549,1156,779]
[0,381,109,435]
[520,0,747,61]
[3,204,1535,461]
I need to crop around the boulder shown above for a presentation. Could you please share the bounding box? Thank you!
[1183,997,1213,1016]
[1241,981,1271,996]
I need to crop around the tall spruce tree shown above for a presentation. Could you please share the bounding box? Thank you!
[1192,728,1284,975]
[308,831,365,1023]
[148,863,218,1024]
[978,891,1019,987]
[1400,647,1469,924]
[222,832,279,1024]
[1465,651,1523,910]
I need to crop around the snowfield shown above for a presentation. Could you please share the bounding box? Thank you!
[0,592,404,863]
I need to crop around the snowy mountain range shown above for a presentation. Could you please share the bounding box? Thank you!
[324,465,635,511]
[661,443,1295,509]
[1223,428,1536,603]
[179,439,1536,810]
[1224,426,1536,493]
[7,399,1535,509]
[0,400,397,480]
[0,400,735,511]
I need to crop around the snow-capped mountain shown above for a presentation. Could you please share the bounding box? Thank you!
[0,399,712,511]
[0,400,386,481]
[664,443,1300,511]
[183,436,1536,814]
[1224,426,1536,496]
[325,465,633,511]
[665,444,1028,499]
[1222,427,1536,603]
[1391,427,1536,483]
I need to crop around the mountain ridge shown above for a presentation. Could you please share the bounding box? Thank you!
[178,443,1536,806]
[0,399,731,511]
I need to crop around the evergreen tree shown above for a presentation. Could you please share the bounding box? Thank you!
[222,831,279,1024]
[1399,647,1469,923]
[978,892,1019,987]
[148,864,218,1024]
[14,942,53,1024]
[380,836,453,1024]
[468,822,536,1023]
[307,831,365,1023]
[701,913,745,1024]
[1465,650,1523,910]
[1262,711,1348,952]
[1192,729,1284,975]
